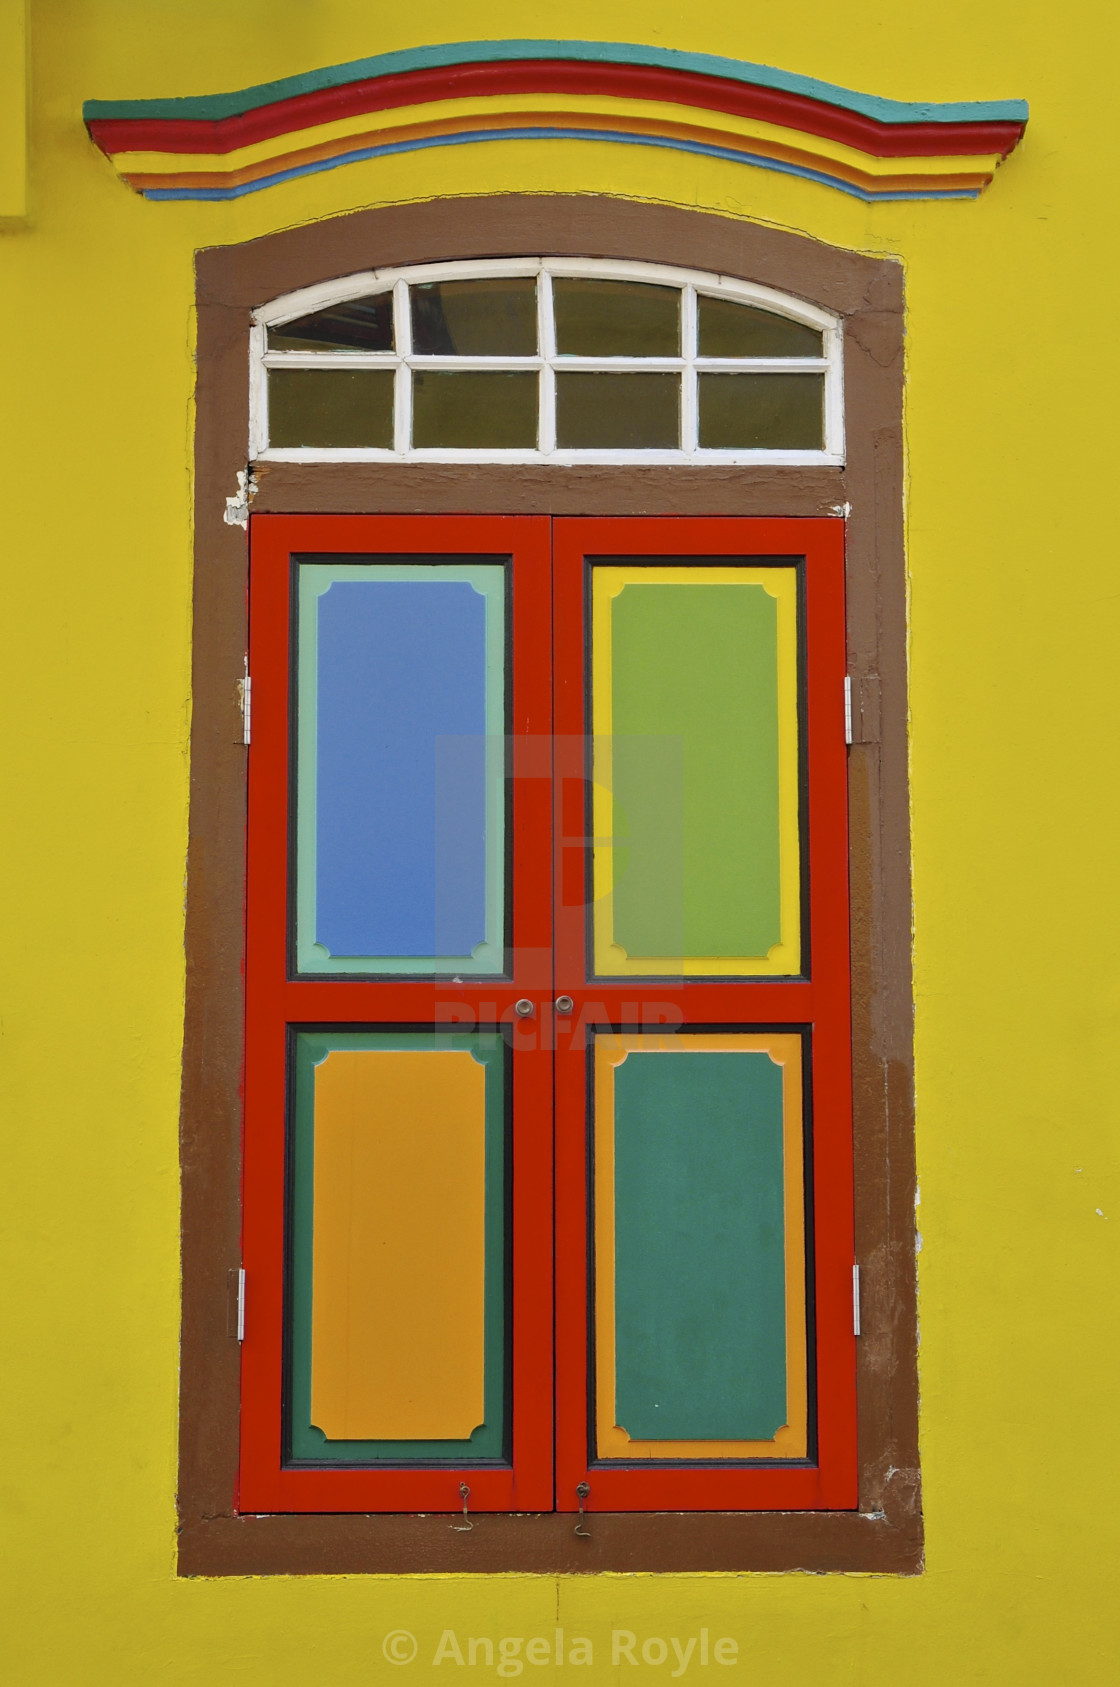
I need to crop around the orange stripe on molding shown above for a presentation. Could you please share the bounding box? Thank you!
[594,1032,808,1461]
[122,108,995,198]
[310,1048,487,1442]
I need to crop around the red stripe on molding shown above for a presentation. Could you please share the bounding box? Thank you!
[86,59,1025,162]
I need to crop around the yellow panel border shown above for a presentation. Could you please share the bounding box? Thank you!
[591,565,801,976]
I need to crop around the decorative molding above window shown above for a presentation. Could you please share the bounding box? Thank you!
[251,259,844,466]
[83,38,1028,205]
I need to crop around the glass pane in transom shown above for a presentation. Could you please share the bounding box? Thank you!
[553,278,680,357]
[410,278,538,356]
[267,293,394,353]
[697,295,823,358]
[268,368,394,448]
[412,370,538,448]
[556,372,679,448]
[698,373,824,449]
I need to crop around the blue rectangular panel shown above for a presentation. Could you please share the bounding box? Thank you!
[315,580,484,955]
[296,562,505,974]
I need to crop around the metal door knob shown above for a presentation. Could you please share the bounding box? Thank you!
[514,999,534,1017]
[555,996,574,1014]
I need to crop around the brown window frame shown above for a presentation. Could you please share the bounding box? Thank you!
[181,194,919,1576]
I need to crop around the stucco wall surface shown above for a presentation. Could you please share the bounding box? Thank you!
[0,1,1116,1682]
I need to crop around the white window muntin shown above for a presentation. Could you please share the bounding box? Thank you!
[250,257,844,466]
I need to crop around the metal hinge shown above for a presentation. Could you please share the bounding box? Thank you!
[853,1264,861,1336]
[237,1268,246,1342]
[239,673,251,745]
[844,673,882,746]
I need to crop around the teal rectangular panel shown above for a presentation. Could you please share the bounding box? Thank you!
[612,1050,787,1440]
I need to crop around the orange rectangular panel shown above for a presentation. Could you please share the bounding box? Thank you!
[310,1048,487,1442]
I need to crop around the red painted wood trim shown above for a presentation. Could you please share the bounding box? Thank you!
[238,514,554,1514]
[239,512,856,1515]
[552,517,857,1512]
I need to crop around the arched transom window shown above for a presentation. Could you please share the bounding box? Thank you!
[250,259,843,465]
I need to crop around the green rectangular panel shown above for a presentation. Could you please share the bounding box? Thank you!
[610,581,782,959]
[612,1050,787,1440]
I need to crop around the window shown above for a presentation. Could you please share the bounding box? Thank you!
[184,198,918,1574]
[239,513,855,1515]
[251,260,843,464]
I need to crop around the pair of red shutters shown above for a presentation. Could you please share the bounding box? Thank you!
[240,514,855,1514]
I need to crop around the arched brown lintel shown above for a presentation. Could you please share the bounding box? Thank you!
[182,194,918,1576]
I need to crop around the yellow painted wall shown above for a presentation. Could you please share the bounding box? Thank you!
[0,1,1115,1681]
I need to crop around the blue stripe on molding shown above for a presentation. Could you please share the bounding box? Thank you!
[84,37,1029,128]
[137,127,983,204]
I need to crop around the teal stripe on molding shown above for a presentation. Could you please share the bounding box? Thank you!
[83,37,1029,127]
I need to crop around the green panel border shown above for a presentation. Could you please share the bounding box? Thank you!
[286,1029,509,1465]
[295,559,507,976]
